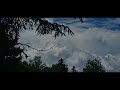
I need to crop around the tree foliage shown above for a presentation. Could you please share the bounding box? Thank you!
[83,58,106,72]
[0,17,74,37]
[51,58,68,72]
[71,66,77,72]
[29,56,46,72]
[0,25,23,71]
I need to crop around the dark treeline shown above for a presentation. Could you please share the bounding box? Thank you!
[17,56,106,72]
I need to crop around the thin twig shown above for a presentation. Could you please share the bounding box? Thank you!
[18,43,55,52]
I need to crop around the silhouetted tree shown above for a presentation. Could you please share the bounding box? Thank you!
[71,66,77,72]
[43,67,51,72]
[29,56,46,72]
[83,58,106,72]
[51,58,68,72]
[18,61,32,72]
[0,28,23,71]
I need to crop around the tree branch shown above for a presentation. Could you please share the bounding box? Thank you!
[18,43,56,52]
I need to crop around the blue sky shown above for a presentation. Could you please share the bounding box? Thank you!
[19,18,120,72]
[53,18,120,30]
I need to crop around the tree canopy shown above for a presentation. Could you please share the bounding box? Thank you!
[51,58,68,72]
[83,58,106,72]
[71,66,77,72]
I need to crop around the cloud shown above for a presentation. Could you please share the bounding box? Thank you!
[19,18,120,72]
[45,18,54,23]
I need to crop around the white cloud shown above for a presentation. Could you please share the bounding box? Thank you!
[45,18,54,23]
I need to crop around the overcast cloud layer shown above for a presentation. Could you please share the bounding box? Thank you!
[19,18,120,72]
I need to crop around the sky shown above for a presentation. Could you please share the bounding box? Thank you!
[19,18,120,72]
